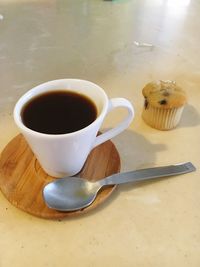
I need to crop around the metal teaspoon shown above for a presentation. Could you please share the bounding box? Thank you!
[43,162,195,211]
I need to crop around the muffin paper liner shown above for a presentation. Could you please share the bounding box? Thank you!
[142,105,184,130]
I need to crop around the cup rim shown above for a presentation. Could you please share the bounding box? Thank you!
[13,79,108,139]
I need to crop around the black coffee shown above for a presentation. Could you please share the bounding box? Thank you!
[21,90,97,134]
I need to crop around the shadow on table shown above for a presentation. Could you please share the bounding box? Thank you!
[180,104,200,128]
[66,129,167,221]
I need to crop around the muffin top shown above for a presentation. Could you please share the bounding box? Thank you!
[142,80,187,109]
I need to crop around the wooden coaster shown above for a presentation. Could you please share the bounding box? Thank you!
[0,134,120,219]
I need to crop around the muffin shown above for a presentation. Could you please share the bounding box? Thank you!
[142,80,187,130]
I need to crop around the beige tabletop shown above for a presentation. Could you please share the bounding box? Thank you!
[0,0,200,266]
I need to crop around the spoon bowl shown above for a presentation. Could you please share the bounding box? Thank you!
[43,178,102,211]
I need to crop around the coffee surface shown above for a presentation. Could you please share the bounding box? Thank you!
[21,90,97,134]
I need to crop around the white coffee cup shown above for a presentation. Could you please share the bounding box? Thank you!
[14,79,134,178]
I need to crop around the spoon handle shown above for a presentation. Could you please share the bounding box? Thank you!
[100,162,196,186]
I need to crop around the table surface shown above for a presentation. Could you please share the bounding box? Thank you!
[0,0,200,266]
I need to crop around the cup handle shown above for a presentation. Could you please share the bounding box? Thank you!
[92,98,134,148]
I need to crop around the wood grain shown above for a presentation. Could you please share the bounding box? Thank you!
[0,134,120,219]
